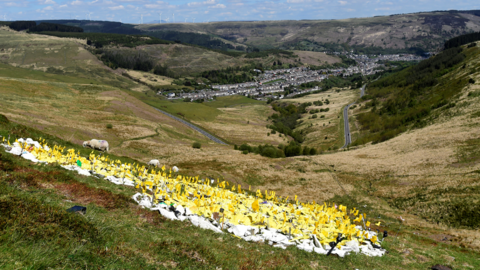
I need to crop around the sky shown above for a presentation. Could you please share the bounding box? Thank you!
[1,0,479,23]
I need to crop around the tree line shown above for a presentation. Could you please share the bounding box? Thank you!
[235,141,317,158]
[8,21,83,32]
[98,48,175,77]
[268,102,308,143]
[148,31,240,51]
[37,32,172,48]
[8,21,36,31]
[200,64,262,84]
[29,22,83,32]
[444,31,480,49]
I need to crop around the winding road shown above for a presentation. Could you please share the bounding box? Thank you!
[341,84,366,149]
[152,107,227,145]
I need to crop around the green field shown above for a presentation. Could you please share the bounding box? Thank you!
[204,95,265,108]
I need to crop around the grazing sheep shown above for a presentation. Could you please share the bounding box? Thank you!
[172,166,179,173]
[83,139,109,152]
[148,159,161,167]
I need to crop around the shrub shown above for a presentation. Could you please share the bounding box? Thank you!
[0,114,9,124]
[242,150,249,155]
[106,124,113,129]
[192,142,202,149]
[312,114,318,119]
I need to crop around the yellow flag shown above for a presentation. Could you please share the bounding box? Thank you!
[252,199,259,213]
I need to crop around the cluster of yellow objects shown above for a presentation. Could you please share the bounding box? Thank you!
[9,137,378,246]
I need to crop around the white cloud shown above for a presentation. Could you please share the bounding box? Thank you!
[89,0,98,4]
[188,0,216,7]
[338,1,347,5]
[220,12,232,15]
[59,4,67,7]
[109,5,125,10]
[44,6,53,10]
[347,8,355,11]
[209,3,226,8]
[38,0,55,4]
[71,0,82,5]
[287,0,305,3]
[375,7,390,10]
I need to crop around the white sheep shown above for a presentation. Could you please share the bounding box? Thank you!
[172,166,179,173]
[83,139,109,152]
[148,159,161,167]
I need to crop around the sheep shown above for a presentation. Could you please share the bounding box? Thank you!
[148,159,161,167]
[83,139,109,152]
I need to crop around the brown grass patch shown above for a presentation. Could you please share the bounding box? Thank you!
[55,182,132,209]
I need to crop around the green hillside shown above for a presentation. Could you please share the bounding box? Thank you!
[353,42,480,145]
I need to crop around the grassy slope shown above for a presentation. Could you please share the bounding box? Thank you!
[130,91,284,146]
[0,50,217,162]
[351,43,480,145]
[2,116,480,270]
[0,27,135,90]
[280,88,357,151]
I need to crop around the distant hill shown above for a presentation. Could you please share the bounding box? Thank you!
[136,10,480,53]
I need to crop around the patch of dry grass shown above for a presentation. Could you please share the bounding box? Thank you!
[194,104,285,145]
[123,69,174,87]
[293,50,341,66]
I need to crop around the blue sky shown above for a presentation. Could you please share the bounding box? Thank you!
[1,0,479,23]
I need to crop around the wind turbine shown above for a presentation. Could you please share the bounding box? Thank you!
[159,12,162,23]
[172,13,174,23]
[184,18,187,23]
[193,18,195,23]
[88,12,93,20]
[141,14,143,24]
